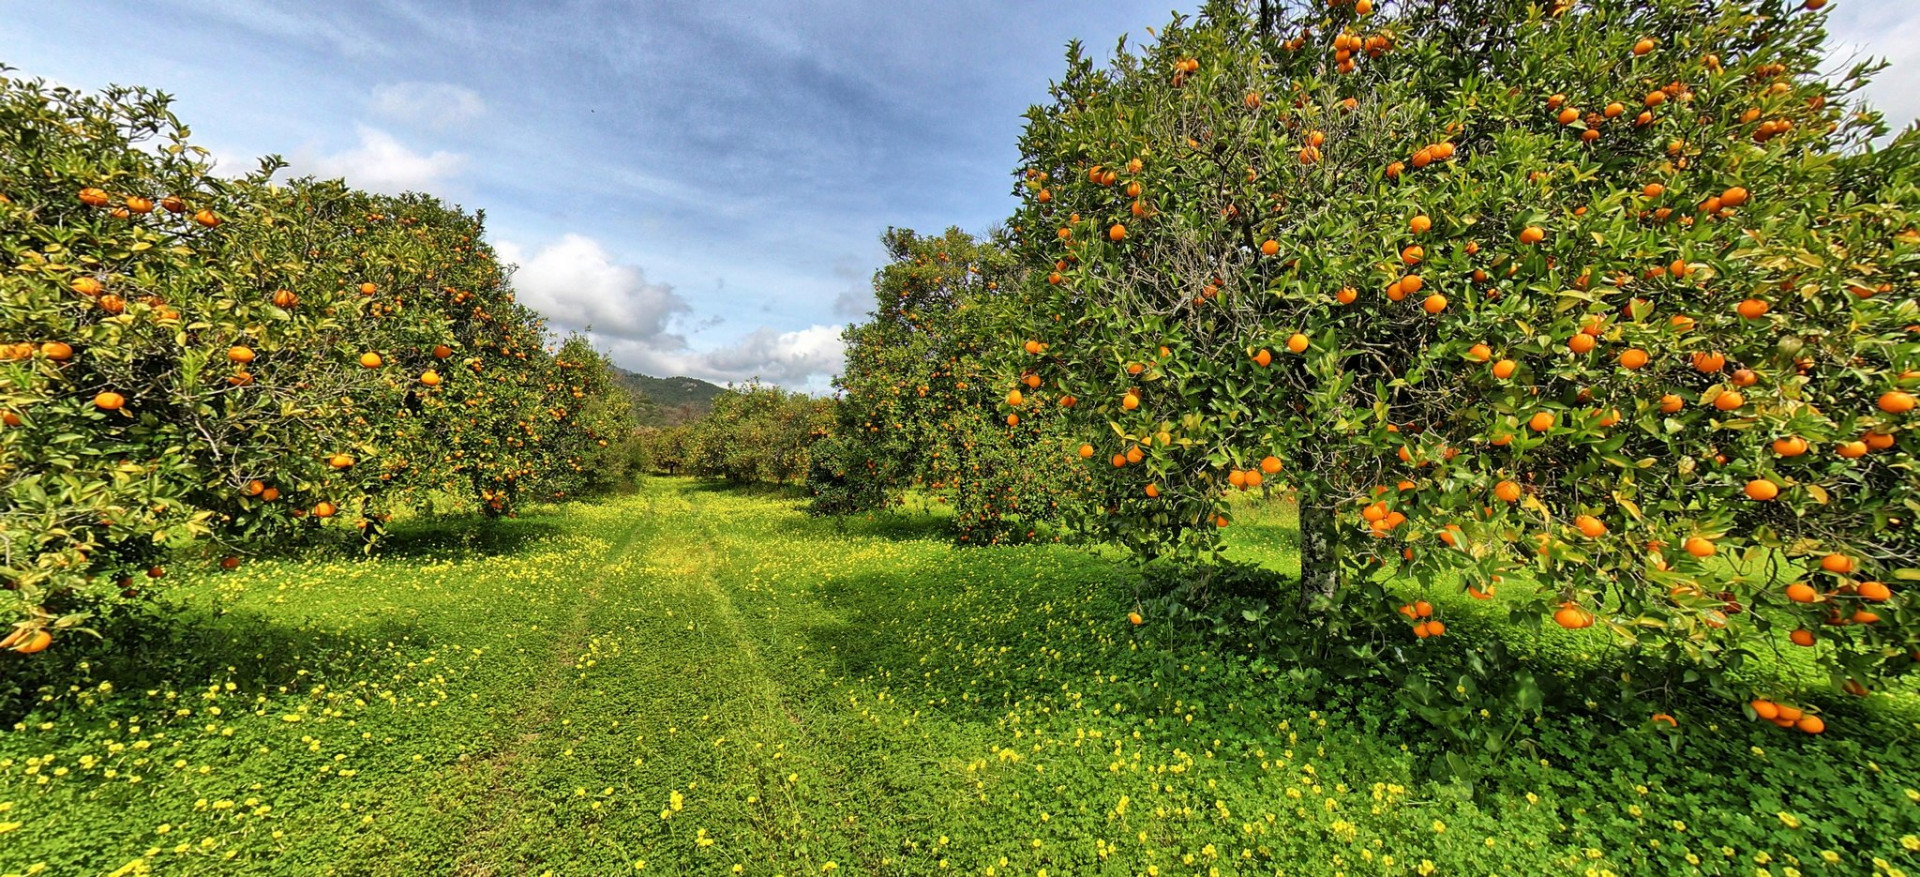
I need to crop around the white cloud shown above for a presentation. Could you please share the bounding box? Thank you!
[1826,3,1920,134]
[304,125,467,195]
[497,234,690,344]
[500,234,845,391]
[694,325,847,385]
[371,82,487,129]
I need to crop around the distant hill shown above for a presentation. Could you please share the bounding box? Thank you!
[612,369,725,426]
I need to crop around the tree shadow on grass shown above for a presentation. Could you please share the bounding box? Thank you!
[0,601,433,725]
[370,517,567,561]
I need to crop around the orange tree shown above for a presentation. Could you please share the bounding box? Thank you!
[1007,0,1919,734]
[1,73,636,654]
[689,382,833,485]
[811,227,1090,542]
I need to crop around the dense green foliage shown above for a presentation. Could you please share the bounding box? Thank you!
[1004,0,1920,734]
[3,480,1917,875]
[633,382,831,484]
[810,227,1090,542]
[0,74,636,651]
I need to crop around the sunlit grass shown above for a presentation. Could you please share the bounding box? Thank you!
[2,478,1916,875]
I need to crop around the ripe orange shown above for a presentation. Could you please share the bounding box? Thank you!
[1556,107,1579,125]
[1109,223,1127,241]
[1836,440,1868,458]
[1866,431,1896,451]
[1253,348,1273,367]
[1553,605,1594,629]
[420,370,442,386]
[1122,392,1140,410]
[1261,239,1279,256]
[1528,411,1555,432]
[1737,298,1769,319]
[1111,453,1127,468]
[12,630,52,654]
[1518,226,1546,244]
[1260,455,1283,474]
[193,208,220,228]
[1492,359,1517,380]
[1409,214,1432,234]
[314,501,337,518]
[1744,479,1778,501]
[1879,391,1916,414]
[1128,611,1143,626]
[360,352,383,368]
[1772,436,1808,457]
[1007,388,1024,406]
[1078,444,1095,459]
[93,391,125,411]
[1412,600,1432,618]
[1751,699,1780,720]
[1820,553,1854,574]
[1494,480,1521,503]
[1287,333,1309,354]
[1619,348,1649,370]
[1632,37,1656,55]
[1145,483,1160,498]
[79,187,110,206]
[1856,581,1891,602]
[433,344,454,359]
[1567,334,1595,354]
[1574,514,1607,538]
[1466,343,1492,362]
[1335,286,1358,305]
[1785,582,1818,603]
[1691,351,1725,373]
[360,282,379,295]
[1712,390,1744,411]
[273,289,300,308]
[1422,293,1447,314]
[1659,394,1685,414]
[1796,715,1825,735]
[41,341,73,361]
[1683,536,1716,558]
[1720,186,1750,208]
[72,276,104,296]
[228,345,256,364]
[330,454,355,469]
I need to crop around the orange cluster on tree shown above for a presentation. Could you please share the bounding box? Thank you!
[1002,0,1918,726]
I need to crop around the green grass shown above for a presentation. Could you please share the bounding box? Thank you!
[3,478,1919,875]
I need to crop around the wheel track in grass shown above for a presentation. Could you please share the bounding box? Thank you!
[439,481,901,874]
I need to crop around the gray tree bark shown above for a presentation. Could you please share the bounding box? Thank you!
[1296,477,1341,613]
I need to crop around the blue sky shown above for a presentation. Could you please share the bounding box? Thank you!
[5,0,1918,391]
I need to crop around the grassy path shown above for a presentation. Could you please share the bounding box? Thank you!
[3,479,1918,875]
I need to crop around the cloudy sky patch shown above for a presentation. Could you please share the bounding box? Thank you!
[7,0,1919,392]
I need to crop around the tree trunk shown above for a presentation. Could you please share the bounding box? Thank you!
[1296,477,1341,613]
